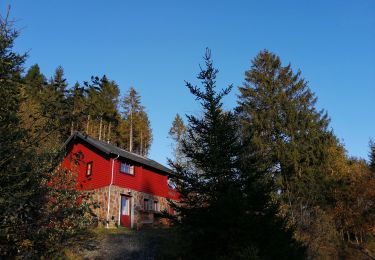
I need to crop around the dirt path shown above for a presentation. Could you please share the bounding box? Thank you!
[78,228,162,260]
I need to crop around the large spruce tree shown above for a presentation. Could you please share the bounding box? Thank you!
[237,50,342,258]
[170,49,304,259]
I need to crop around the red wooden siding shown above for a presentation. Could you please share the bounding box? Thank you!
[62,142,112,190]
[113,160,171,198]
[62,139,179,200]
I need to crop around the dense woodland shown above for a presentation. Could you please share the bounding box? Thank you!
[20,61,152,156]
[1,11,375,259]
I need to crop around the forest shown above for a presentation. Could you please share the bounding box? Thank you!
[1,10,374,260]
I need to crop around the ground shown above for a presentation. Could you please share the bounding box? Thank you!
[66,227,177,260]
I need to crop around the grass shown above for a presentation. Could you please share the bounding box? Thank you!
[92,226,132,236]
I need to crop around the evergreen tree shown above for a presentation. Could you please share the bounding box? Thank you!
[84,75,120,141]
[67,81,87,135]
[122,87,142,152]
[44,66,71,142]
[121,87,152,155]
[369,140,375,173]
[134,110,152,156]
[170,49,304,259]
[0,14,48,257]
[0,12,26,175]
[0,14,96,258]
[19,64,49,148]
[23,63,46,97]
[169,113,186,164]
[237,50,341,258]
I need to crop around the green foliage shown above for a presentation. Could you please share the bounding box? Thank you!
[170,49,304,259]
[0,14,96,258]
[169,113,186,164]
[237,49,375,258]
[369,140,375,173]
[23,63,46,97]
[120,86,152,156]
[38,154,97,256]
[237,50,335,257]
[237,50,336,203]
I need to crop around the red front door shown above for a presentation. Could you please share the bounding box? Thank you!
[120,195,131,228]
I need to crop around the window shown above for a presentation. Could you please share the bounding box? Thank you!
[143,199,149,210]
[86,162,93,177]
[153,201,159,212]
[120,162,134,175]
[167,178,176,189]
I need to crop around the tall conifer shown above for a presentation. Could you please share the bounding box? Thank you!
[237,50,340,257]
[169,113,186,164]
[170,49,304,259]
[369,140,375,173]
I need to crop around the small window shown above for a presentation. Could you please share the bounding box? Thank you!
[120,162,134,175]
[86,162,93,177]
[144,199,149,210]
[153,201,159,212]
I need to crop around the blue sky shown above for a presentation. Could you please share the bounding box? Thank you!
[2,1,374,165]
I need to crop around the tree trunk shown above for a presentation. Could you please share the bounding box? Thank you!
[70,121,74,135]
[86,115,90,134]
[129,112,133,152]
[103,123,107,141]
[140,130,143,156]
[99,117,103,140]
[108,122,111,142]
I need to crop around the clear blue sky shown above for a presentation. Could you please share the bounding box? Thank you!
[2,1,374,165]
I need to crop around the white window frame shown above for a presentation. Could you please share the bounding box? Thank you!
[153,200,159,212]
[120,162,134,175]
[144,198,150,210]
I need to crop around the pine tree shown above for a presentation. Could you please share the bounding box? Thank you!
[44,66,70,142]
[122,87,142,152]
[120,87,152,155]
[170,49,304,259]
[0,13,47,257]
[67,82,87,135]
[0,14,96,257]
[237,50,340,257]
[169,113,186,164]
[0,12,26,172]
[19,64,49,147]
[23,63,46,97]
[169,49,240,258]
[84,75,120,140]
[369,140,375,173]
[135,110,152,156]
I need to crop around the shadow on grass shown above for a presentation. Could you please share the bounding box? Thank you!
[65,227,183,260]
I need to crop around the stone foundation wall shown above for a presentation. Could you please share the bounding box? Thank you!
[91,185,172,228]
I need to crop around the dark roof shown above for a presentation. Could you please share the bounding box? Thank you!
[63,132,173,175]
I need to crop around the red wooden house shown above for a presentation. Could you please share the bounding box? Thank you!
[62,132,178,229]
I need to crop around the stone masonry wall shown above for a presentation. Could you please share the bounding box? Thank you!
[91,185,172,228]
